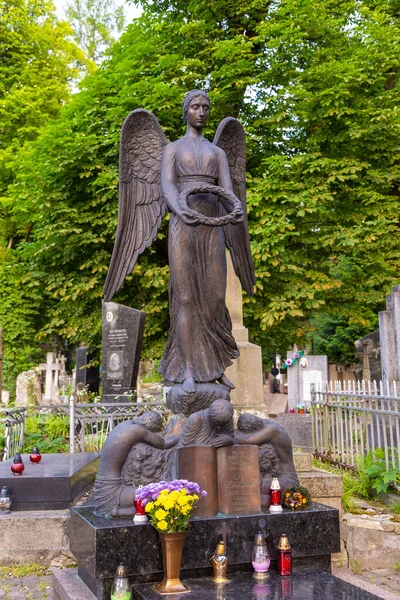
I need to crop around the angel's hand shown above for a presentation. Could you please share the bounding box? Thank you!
[231,209,244,225]
[180,210,202,227]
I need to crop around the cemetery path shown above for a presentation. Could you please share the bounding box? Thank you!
[334,567,400,599]
[0,574,51,600]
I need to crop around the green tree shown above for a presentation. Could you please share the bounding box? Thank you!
[6,0,400,386]
[0,0,84,247]
[66,0,126,64]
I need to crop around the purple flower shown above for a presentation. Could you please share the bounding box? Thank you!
[201,490,208,497]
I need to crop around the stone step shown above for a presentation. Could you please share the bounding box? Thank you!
[294,451,313,472]
[0,509,70,565]
[299,468,344,512]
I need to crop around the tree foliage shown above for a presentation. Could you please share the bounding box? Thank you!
[2,0,400,390]
[65,0,126,64]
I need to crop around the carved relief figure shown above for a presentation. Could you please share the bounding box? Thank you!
[103,91,255,397]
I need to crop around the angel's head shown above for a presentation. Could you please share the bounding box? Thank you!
[182,90,210,128]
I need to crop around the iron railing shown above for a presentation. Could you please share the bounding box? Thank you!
[311,380,400,474]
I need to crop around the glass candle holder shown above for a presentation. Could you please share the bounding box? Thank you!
[30,446,42,464]
[0,486,11,515]
[133,498,148,523]
[252,532,270,581]
[111,564,131,600]
[11,453,24,476]
[269,478,282,513]
[277,534,292,577]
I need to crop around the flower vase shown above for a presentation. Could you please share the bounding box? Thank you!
[152,531,190,595]
[298,408,304,414]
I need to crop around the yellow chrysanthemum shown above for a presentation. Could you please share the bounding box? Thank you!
[193,494,199,501]
[181,506,191,515]
[177,496,189,507]
[155,499,162,506]
[162,498,175,510]
[181,489,187,495]
[155,508,168,520]
[157,520,168,531]
[145,502,154,513]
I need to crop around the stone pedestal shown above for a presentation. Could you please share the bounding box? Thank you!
[225,253,264,409]
[0,453,99,510]
[70,503,340,600]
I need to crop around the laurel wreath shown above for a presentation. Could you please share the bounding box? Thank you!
[178,184,243,227]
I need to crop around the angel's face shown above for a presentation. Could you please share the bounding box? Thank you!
[187,96,210,130]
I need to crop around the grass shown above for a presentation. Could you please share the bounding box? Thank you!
[0,563,50,579]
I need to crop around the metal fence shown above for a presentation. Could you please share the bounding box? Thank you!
[1,400,170,459]
[70,399,170,453]
[0,407,26,461]
[311,380,400,474]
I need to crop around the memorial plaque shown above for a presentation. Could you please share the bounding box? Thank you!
[178,446,218,517]
[102,301,146,399]
[217,445,261,515]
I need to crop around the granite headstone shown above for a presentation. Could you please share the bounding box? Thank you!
[102,301,146,401]
[76,347,100,394]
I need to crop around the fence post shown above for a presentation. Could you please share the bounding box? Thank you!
[69,395,75,454]
[4,419,11,461]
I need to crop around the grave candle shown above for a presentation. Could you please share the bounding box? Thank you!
[111,564,131,600]
[11,453,24,476]
[30,446,42,464]
[277,534,292,577]
[269,478,282,513]
[252,532,270,581]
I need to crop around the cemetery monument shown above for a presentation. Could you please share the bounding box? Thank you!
[64,91,355,600]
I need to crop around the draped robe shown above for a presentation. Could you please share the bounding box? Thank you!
[159,136,239,383]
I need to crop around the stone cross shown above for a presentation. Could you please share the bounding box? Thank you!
[355,341,374,381]
[217,521,232,550]
[38,352,61,402]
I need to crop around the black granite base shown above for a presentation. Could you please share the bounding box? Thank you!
[70,503,340,600]
[133,570,384,600]
[0,453,99,510]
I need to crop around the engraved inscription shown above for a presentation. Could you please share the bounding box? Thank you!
[217,446,261,515]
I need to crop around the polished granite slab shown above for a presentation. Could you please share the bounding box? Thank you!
[132,570,384,600]
[0,453,99,510]
[70,502,340,599]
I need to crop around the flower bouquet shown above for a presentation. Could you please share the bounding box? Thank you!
[135,479,207,595]
[283,486,312,510]
[135,479,207,532]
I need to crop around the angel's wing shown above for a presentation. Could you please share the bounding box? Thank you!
[103,109,169,301]
[214,117,256,296]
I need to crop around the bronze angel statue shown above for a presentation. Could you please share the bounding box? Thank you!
[103,90,255,395]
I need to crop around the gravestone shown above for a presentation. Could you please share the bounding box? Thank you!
[76,346,100,394]
[38,352,61,402]
[379,284,400,384]
[15,369,42,406]
[286,352,328,411]
[354,330,381,382]
[102,301,146,401]
[1,390,9,405]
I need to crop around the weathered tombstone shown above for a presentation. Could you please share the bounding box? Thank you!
[15,369,42,406]
[379,284,400,384]
[38,352,61,402]
[287,352,328,411]
[75,346,100,394]
[1,390,9,405]
[102,301,146,401]
[354,330,381,382]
